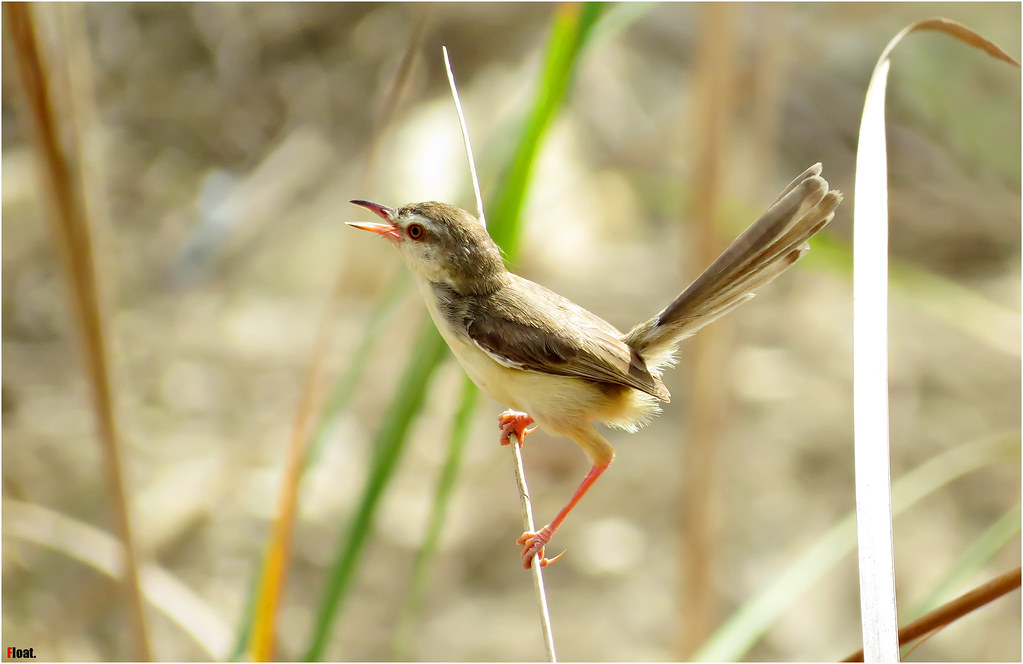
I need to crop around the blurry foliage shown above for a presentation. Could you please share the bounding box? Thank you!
[2,3,1019,662]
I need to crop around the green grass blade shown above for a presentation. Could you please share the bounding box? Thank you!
[391,377,479,659]
[692,431,1019,662]
[388,3,607,652]
[228,270,410,659]
[228,561,263,660]
[303,5,607,658]
[487,2,605,253]
[304,320,448,661]
[910,503,1022,619]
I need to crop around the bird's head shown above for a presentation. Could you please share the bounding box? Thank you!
[348,200,505,294]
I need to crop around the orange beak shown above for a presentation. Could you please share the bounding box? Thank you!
[347,200,400,240]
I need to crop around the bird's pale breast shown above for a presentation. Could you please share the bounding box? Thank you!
[419,280,660,435]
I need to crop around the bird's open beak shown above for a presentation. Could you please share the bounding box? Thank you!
[347,200,400,240]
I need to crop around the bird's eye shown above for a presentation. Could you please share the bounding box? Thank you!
[407,223,426,240]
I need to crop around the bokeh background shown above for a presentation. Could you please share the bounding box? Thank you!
[2,3,1020,661]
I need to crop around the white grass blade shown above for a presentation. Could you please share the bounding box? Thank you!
[852,18,1018,662]
[853,51,899,664]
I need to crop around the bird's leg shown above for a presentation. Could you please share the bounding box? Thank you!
[517,460,611,568]
[498,410,537,447]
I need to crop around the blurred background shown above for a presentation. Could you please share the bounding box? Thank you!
[2,3,1019,661]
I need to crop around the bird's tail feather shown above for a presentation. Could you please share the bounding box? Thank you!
[624,163,842,374]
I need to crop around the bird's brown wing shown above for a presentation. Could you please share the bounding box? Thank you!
[456,275,670,402]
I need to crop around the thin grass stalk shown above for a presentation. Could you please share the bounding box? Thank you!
[841,567,1022,662]
[388,5,604,656]
[453,44,557,660]
[5,4,151,659]
[304,322,448,661]
[391,48,491,658]
[678,3,741,657]
[443,45,486,227]
[304,6,603,658]
[510,431,558,662]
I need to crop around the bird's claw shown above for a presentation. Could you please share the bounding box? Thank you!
[516,525,562,568]
[498,410,537,447]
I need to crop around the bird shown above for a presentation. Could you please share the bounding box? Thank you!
[348,163,842,568]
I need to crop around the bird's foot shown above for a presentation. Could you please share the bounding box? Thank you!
[516,524,564,569]
[498,410,537,447]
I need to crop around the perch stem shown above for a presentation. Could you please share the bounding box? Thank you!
[510,433,558,663]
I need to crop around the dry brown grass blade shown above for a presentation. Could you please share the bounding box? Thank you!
[245,7,432,660]
[841,566,1022,662]
[677,3,741,657]
[900,18,1020,67]
[55,3,113,251]
[4,3,152,660]
[246,297,332,660]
